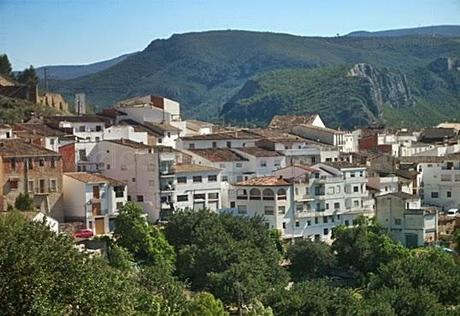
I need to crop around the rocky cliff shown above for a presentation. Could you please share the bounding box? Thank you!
[347,63,414,111]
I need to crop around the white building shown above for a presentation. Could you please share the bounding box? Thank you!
[232,147,286,176]
[174,164,223,212]
[178,130,259,150]
[181,148,254,184]
[375,192,438,247]
[227,176,293,234]
[63,172,127,235]
[291,125,346,151]
[417,156,460,210]
[46,115,107,142]
[115,95,181,122]
[0,124,13,139]
[89,139,171,221]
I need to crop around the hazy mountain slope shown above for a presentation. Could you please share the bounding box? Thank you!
[347,25,460,38]
[48,29,460,126]
[36,53,134,80]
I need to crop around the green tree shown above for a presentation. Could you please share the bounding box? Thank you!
[188,292,228,316]
[368,248,460,306]
[107,243,135,271]
[113,202,175,269]
[286,239,336,280]
[266,280,360,316]
[16,65,38,86]
[14,192,34,211]
[331,220,408,275]
[0,54,12,78]
[0,211,157,315]
[164,210,289,307]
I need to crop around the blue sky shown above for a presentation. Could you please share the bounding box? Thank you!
[1,0,460,69]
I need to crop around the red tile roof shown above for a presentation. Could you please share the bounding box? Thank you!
[189,148,248,162]
[235,176,290,186]
[65,172,125,186]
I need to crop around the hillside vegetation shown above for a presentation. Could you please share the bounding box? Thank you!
[0,96,60,123]
[48,30,460,127]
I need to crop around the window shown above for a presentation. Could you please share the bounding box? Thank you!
[296,203,303,212]
[260,160,267,167]
[350,172,355,178]
[274,160,281,167]
[249,188,261,200]
[447,191,452,198]
[158,138,162,144]
[282,222,286,229]
[431,192,439,198]
[264,206,274,215]
[278,206,286,214]
[314,217,319,224]
[193,176,202,183]
[79,149,87,161]
[114,186,124,198]
[189,143,195,149]
[49,179,57,192]
[345,220,349,226]
[208,192,219,200]
[325,203,329,210]
[296,221,300,227]
[132,178,136,182]
[120,164,127,171]
[394,218,402,225]
[10,159,16,170]
[236,175,243,182]
[208,175,217,182]
[353,186,359,193]
[167,132,171,138]
[263,188,275,200]
[323,216,328,223]
[177,177,187,184]
[38,159,45,167]
[307,220,311,226]
[222,176,228,182]
[441,174,452,182]
[212,142,217,148]
[79,126,86,132]
[95,125,102,132]
[28,180,34,192]
[51,158,56,168]
[235,162,242,168]
[277,188,287,200]
[230,201,236,208]
[226,141,231,148]
[28,158,33,169]
[353,200,359,207]
[194,194,205,200]
[237,205,247,214]
[295,188,299,195]
[127,195,131,201]
[177,195,188,202]
[137,195,144,202]
[116,202,124,210]
[106,164,111,170]
[265,222,270,229]
[334,202,340,209]
[323,228,329,235]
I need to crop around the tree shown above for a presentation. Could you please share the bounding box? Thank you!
[266,280,360,316]
[16,65,38,86]
[0,211,157,315]
[164,210,289,307]
[14,192,34,211]
[188,292,228,316]
[286,239,336,280]
[113,202,175,269]
[331,220,408,275]
[0,54,12,78]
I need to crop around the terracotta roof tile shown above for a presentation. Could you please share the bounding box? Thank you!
[235,176,290,186]
[189,148,248,162]
[65,172,125,186]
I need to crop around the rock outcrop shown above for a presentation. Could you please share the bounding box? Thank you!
[348,63,414,110]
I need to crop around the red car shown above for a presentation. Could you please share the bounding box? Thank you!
[74,229,94,239]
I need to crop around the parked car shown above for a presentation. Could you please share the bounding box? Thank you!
[74,229,94,239]
[446,208,459,217]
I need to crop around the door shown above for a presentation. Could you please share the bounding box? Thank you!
[95,218,105,235]
[92,202,101,216]
[39,179,45,193]
[93,185,100,199]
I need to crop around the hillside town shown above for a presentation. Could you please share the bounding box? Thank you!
[0,89,458,250]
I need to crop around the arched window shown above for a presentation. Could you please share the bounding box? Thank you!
[237,189,248,200]
[277,188,287,200]
[263,188,275,200]
[249,188,261,200]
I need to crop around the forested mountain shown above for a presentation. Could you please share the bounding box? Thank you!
[47,29,460,128]
[347,25,460,38]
